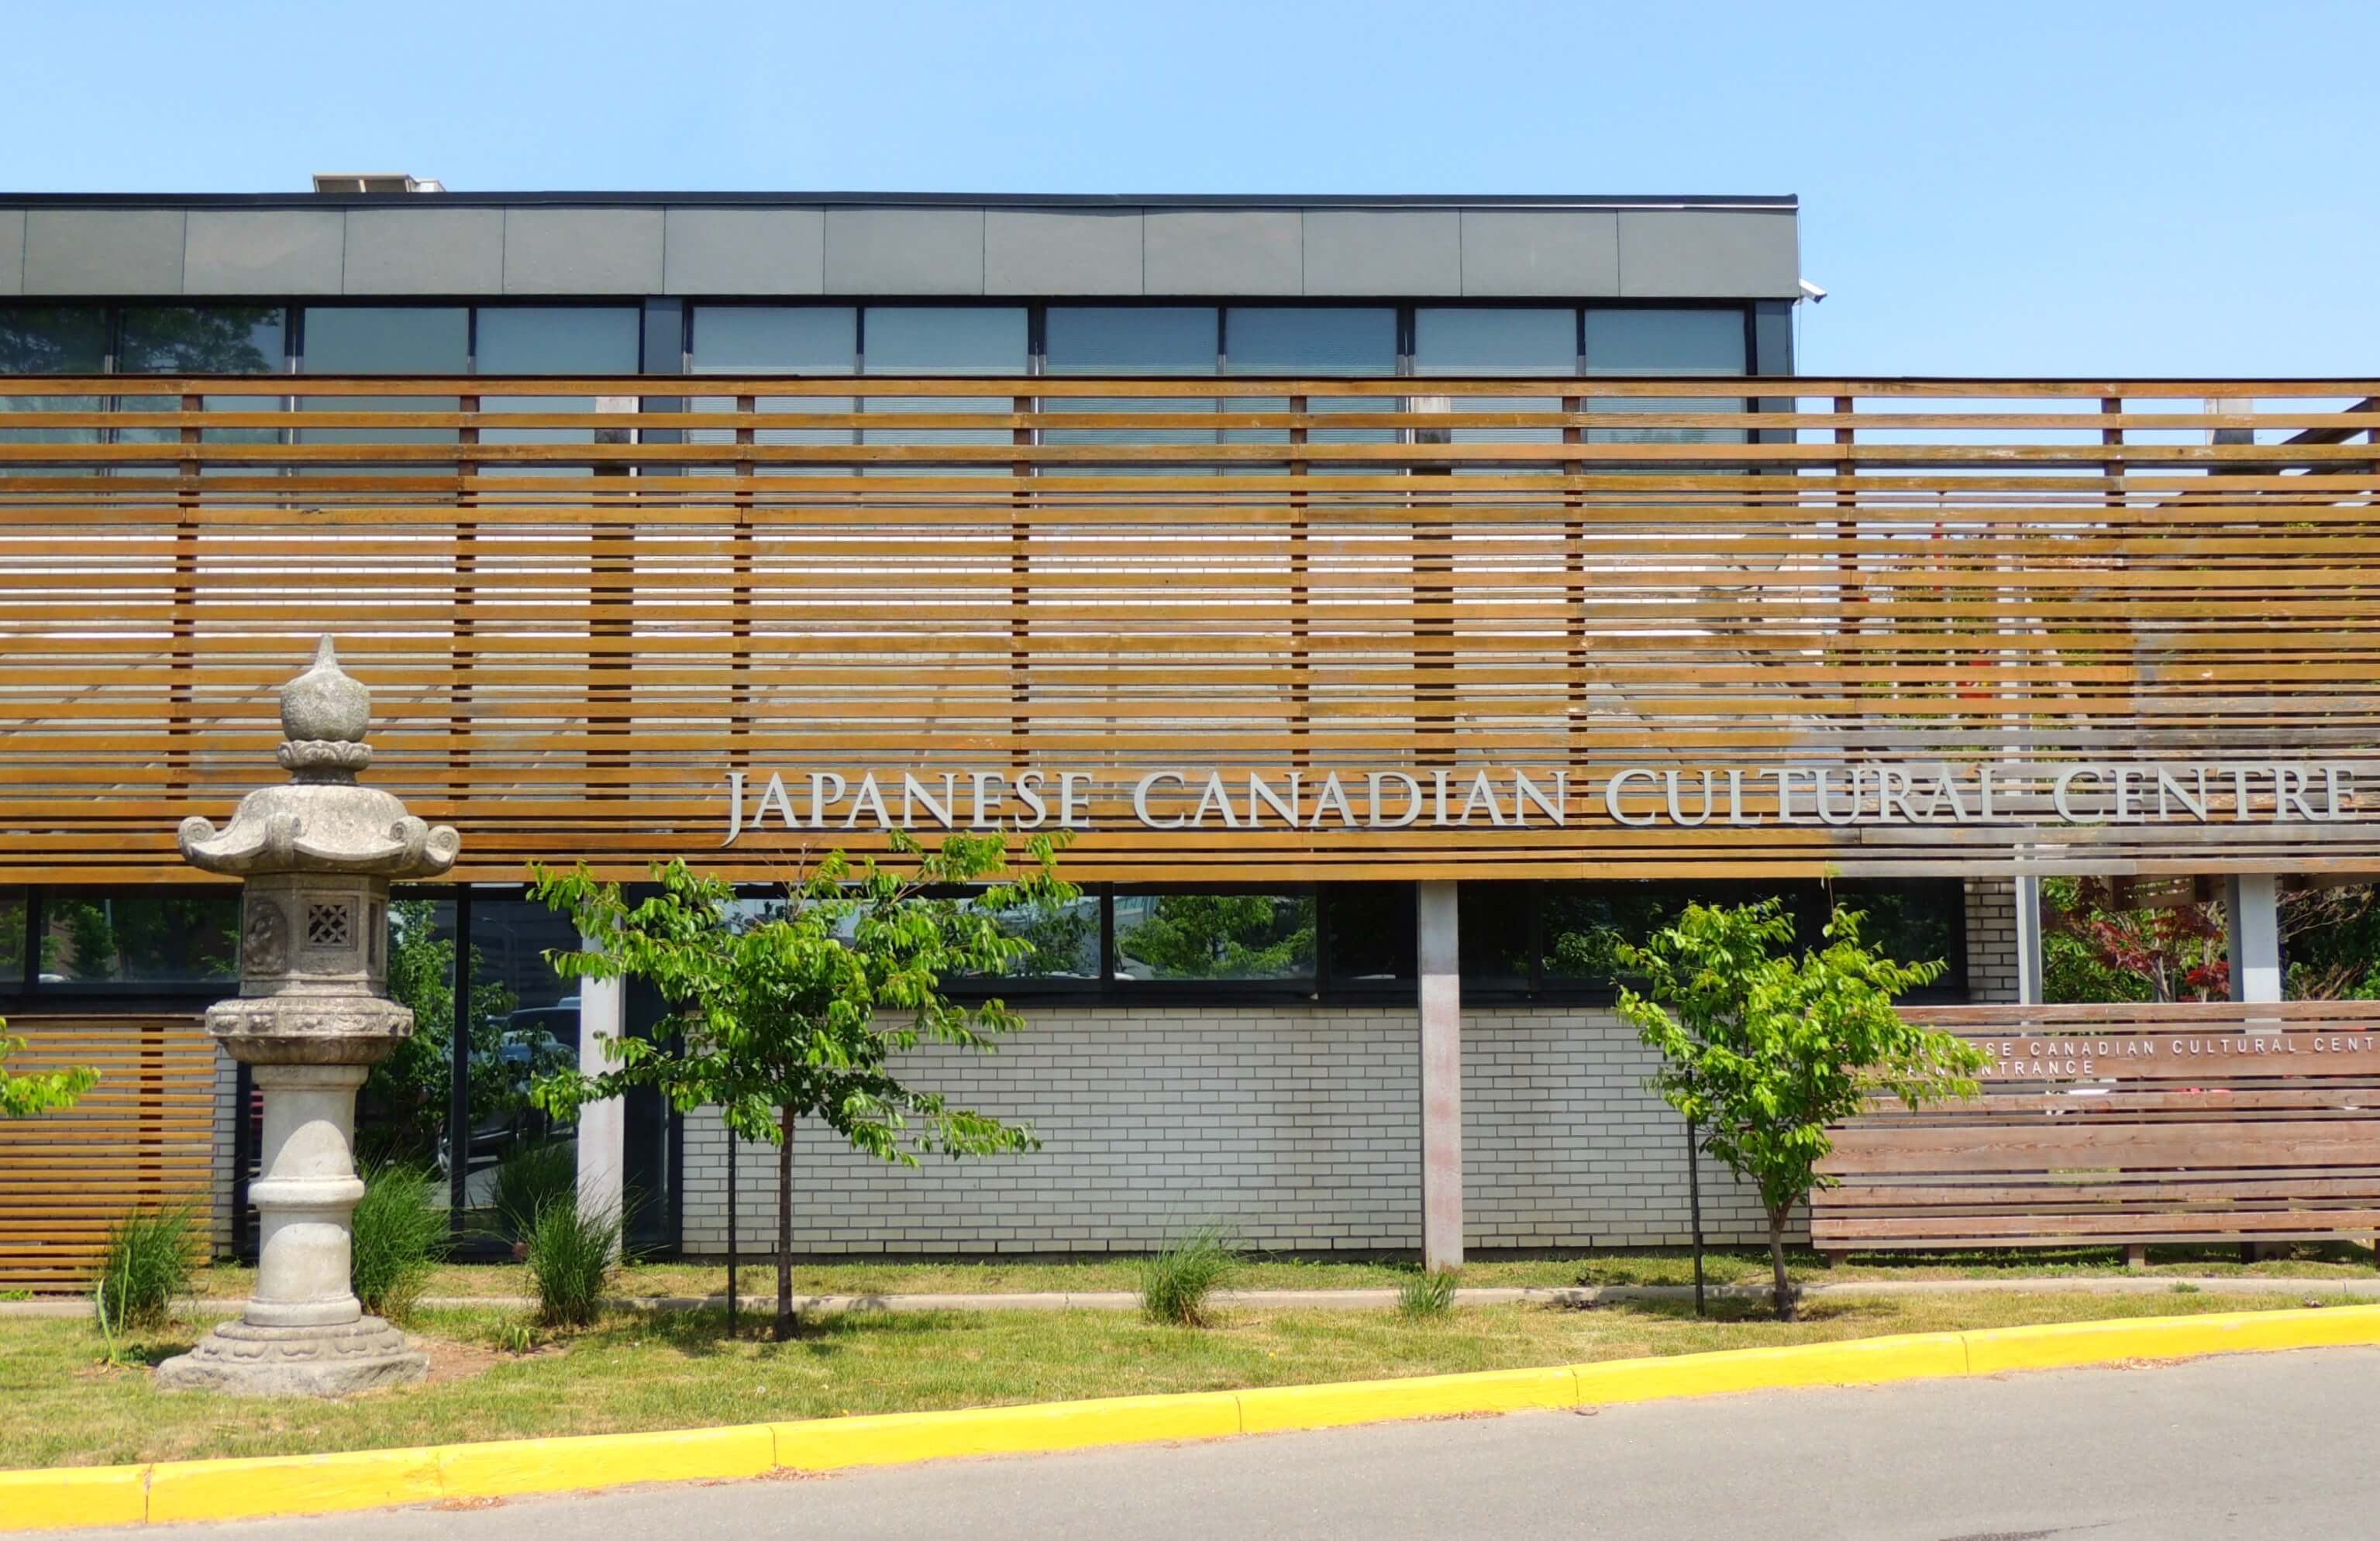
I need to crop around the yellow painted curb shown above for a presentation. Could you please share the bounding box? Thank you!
[1236,1364,1579,1434]
[145,1445,443,1526]
[1962,1303,2380,1376]
[1573,1329,1972,1405]
[0,1466,150,1533]
[438,1424,777,1499]
[7,1303,2379,1532]
[773,1390,1243,1470]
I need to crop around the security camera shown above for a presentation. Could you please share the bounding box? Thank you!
[1798,278,1827,303]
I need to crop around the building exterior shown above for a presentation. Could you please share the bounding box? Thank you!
[0,187,2365,1283]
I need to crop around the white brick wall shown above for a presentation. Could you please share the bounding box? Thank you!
[684,1006,1420,1255]
[680,1003,1784,1257]
[1965,876,2021,1003]
[1466,1007,1778,1247]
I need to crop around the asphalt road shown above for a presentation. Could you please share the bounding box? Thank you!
[38,1347,2380,1540]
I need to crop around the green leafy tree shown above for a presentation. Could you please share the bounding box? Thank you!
[528,831,1073,1340]
[1118,894,1314,979]
[0,1029,96,1119]
[1614,900,1986,1318]
[2283,883,2380,999]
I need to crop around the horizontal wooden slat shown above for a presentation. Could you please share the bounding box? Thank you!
[0,1013,216,1289]
[2,375,2377,882]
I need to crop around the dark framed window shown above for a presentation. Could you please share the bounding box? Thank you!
[1465,877,1968,1003]
[19,887,239,992]
[1111,887,1317,989]
[0,306,108,373]
[1319,881,1418,996]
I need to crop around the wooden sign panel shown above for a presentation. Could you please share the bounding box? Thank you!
[1818,1003,2380,1254]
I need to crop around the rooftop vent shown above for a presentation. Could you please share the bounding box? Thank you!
[310,174,445,194]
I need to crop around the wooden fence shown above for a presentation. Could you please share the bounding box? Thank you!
[1813,1001,2380,1257]
[0,376,2375,883]
[0,1014,216,1289]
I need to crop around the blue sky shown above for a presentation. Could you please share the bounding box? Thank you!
[3,0,2373,377]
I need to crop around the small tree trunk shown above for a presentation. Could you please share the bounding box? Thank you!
[773,1106,796,1341]
[1766,1203,1794,1320]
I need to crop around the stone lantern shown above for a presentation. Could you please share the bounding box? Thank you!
[157,638,459,1396]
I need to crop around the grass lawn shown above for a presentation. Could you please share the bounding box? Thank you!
[177,1240,2380,1303]
[1,1288,2351,1470]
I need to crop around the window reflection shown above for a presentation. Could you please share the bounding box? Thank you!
[119,308,286,374]
[360,897,460,1171]
[300,307,470,456]
[1583,307,1748,446]
[862,306,1025,470]
[474,307,642,475]
[38,889,239,986]
[1113,892,1316,983]
[116,306,288,451]
[1045,307,1219,472]
[690,305,858,471]
[0,886,26,985]
[1222,307,1397,449]
[1415,308,1572,452]
[463,898,582,1243]
[973,892,1102,981]
[0,308,107,462]
[0,307,107,373]
[1524,878,1964,995]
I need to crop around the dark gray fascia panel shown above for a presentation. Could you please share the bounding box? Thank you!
[0,209,22,295]
[0,193,1800,300]
[0,191,1797,210]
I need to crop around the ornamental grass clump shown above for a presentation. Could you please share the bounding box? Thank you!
[1397,1268,1459,1319]
[350,1163,447,1322]
[491,1138,577,1243]
[525,1193,622,1329]
[93,1202,199,1337]
[1137,1225,1239,1327]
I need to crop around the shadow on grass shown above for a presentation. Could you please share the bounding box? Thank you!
[1560,1292,1900,1328]
[611,1303,993,1362]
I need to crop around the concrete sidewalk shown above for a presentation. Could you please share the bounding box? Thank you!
[8,1272,2379,1320]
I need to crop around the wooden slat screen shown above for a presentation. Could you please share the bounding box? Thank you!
[0,1013,215,1288]
[1813,1001,2380,1253]
[1,376,2376,882]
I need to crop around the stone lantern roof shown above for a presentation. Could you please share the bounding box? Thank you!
[177,638,460,879]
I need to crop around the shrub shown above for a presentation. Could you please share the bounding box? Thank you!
[1397,1268,1459,1319]
[350,1163,447,1322]
[93,1202,199,1336]
[1137,1225,1238,1327]
[491,1138,577,1243]
[524,1194,621,1329]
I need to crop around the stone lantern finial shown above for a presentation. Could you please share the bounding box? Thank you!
[157,638,456,1397]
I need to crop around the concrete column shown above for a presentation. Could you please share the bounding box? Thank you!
[2224,874,2283,1003]
[577,941,625,1249]
[2013,875,2046,1006]
[1417,879,1462,1272]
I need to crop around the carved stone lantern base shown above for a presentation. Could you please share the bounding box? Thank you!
[154,1318,428,1398]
